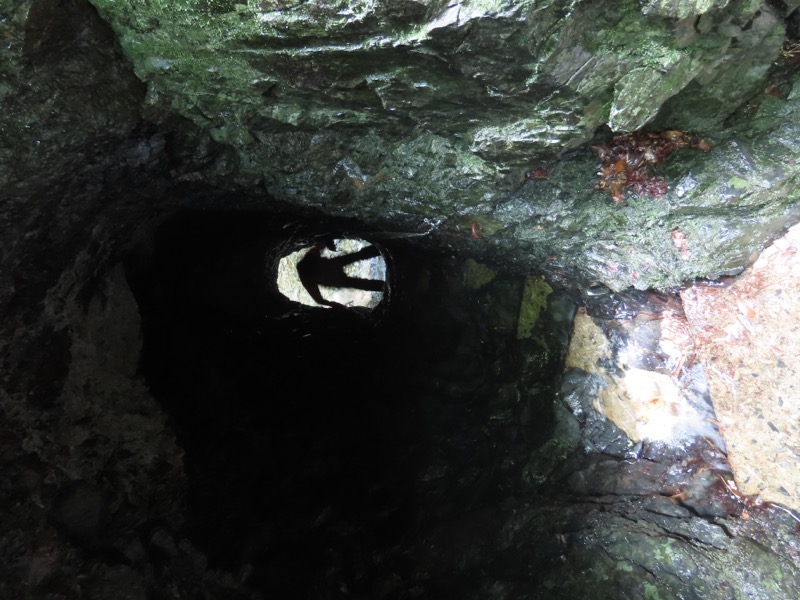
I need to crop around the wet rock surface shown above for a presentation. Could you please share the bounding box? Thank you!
[80,0,800,292]
[3,201,800,597]
[1,0,800,598]
[682,222,800,511]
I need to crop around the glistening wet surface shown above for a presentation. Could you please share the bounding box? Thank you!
[682,221,800,514]
[118,210,800,598]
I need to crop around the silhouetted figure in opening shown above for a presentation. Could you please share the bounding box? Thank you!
[297,239,384,308]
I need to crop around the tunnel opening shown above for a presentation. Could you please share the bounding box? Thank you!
[277,237,388,310]
[125,208,573,596]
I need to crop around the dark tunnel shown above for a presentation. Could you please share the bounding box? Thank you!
[123,210,571,597]
[5,0,800,597]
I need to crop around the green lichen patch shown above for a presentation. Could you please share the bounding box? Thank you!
[464,259,498,290]
[517,276,553,339]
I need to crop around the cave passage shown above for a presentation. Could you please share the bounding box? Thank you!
[286,237,387,309]
[125,209,571,597]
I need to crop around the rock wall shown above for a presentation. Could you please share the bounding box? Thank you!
[82,0,800,290]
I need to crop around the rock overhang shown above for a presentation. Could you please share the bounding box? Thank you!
[75,0,800,291]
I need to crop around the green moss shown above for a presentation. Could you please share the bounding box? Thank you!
[517,277,553,339]
[464,259,497,290]
[643,581,666,600]
[727,176,749,189]
[615,560,635,573]
[577,2,710,131]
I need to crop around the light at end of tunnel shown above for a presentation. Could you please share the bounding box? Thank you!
[277,238,386,309]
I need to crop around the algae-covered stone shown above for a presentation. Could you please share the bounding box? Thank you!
[464,258,497,290]
[516,276,552,339]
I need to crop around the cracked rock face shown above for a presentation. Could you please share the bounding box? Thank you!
[80,0,800,291]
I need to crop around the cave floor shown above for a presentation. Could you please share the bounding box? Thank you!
[682,221,800,514]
